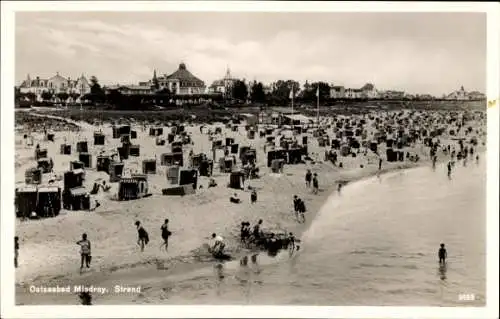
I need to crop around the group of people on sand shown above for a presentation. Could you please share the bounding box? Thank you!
[134,219,173,253]
[69,219,173,271]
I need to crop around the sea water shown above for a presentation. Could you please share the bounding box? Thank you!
[160,159,486,306]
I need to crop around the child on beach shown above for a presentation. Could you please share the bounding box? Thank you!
[160,219,172,252]
[438,243,447,264]
[135,221,149,252]
[76,233,91,269]
[250,190,257,204]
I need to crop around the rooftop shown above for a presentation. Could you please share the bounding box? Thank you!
[165,63,205,87]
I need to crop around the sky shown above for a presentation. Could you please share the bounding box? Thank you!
[15,11,486,96]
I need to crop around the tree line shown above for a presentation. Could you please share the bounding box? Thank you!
[16,75,442,110]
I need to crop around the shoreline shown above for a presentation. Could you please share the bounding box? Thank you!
[14,111,485,305]
[15,158,431,305]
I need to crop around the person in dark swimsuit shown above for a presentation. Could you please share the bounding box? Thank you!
[160,219,171,252]
[240,222,248,243]
[305,170,312,187]
[297,199,306,223]
[312,173,319,194]
[135,221,149,252]
[293,195,303,220]
[250,190,257,204]
[15,236,19,268]
[438,243,447,264]
[288,232,296,253]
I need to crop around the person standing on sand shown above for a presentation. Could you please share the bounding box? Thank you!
[135,221,149,252]
[305,169,312,187]
[297,198,306,223]
[76,233,91,269]
[447,161,452,179]
[15,236,19,268]
[250,190,257,204]
[312,173,319,194]
[160,219,172,252]
[378,157,383,170]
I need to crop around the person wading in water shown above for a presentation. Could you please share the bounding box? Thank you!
[438,243,447,265]
[252,219,263,244]
[135,221,149,252]
[76,233,91,270]
[160,219,172,252]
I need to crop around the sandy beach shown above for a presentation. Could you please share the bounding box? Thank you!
[14,108,486,305]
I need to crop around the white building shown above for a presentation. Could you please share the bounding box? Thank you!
[155,63,206,95]
[345,88,363,99]
[446,86,468,100]
[330,86,345,99]
[209,67,238,96]
[360,83,379,99]
[19,73,91,98]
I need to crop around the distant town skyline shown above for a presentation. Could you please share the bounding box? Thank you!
[16,12,486,96]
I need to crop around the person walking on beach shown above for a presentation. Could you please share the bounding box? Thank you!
[14,236,19,268]
[447,161,452,179]
[76,233,91,269]
[476,154,479,164]
[297,198,306,223]
[135,221,149,252]
[160,219,172,252]
[378,157,383,171]
[438,243,447,264]
[293,195,300,218]
[338,183,343,193]
[305,169,312,187]
[312,173,319,194]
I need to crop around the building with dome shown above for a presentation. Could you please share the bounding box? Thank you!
[19,72,91,97]
[154,63,206,95]
[209,67,238,97]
